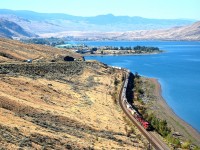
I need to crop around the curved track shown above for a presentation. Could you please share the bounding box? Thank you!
[119,71,170,150]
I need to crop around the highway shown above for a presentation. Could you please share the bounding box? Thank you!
[119,71,170,150]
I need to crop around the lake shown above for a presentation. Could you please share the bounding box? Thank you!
[82,41,200,132]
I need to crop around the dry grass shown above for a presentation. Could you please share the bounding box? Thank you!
[0,62,146,149]
[0,38,83,63]
[0,38,147,149]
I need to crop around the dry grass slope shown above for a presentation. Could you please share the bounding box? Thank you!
[0,62,147,149]
[0,39,147,149]
[0,38,83,63]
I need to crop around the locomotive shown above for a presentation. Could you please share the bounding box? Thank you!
[124,100,151,130]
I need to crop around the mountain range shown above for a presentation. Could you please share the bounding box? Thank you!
[40,21,200,41]
[0,9,196,33]
[0,9,199,40]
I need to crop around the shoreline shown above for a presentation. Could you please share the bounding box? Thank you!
[82,51,163,57]
[150,78,200,145]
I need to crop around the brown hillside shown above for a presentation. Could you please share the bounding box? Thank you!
[0,61,147,149]
[124,21,200,41]
[0,38,83,63]
[0,38,148,149]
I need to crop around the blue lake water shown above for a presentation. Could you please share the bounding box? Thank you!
[82,41,200,132]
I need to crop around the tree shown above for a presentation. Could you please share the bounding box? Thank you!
[91,47,97,51]
[135,72,140,79]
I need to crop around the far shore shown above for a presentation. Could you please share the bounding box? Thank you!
[149,78,200,146]
[82,52,163,57]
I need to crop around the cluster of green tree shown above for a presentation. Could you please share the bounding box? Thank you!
[145,113,171,137]
[101,45,161,52]
[21,37,65,46]
[145,111,184,148]
[133,46,160,52]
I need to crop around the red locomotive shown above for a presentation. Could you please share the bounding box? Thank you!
[124,101,151,130]
[134,112,151,130]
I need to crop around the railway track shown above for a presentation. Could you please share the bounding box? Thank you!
[119,71,170,150]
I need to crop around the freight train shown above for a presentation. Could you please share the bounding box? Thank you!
[122,71,151,130]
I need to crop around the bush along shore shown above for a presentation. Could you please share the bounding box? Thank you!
[79,45,163,55]
[126,72,200,149]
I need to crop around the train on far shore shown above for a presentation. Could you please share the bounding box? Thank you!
[121,71,152,131]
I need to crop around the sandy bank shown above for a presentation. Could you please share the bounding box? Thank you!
[150,78,200,146]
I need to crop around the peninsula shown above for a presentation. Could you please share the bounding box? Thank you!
[80,45,163,56]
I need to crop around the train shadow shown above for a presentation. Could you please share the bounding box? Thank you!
[125,72,154,131]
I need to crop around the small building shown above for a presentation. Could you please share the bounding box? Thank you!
[55,44,73,49]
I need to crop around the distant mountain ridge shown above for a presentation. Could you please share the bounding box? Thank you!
[0,19,36,38]
[40,21,200,41]
[121,21,200,40]
[0,9,196,34]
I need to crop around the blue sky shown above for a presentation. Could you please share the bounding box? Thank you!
[0,0,199,20]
